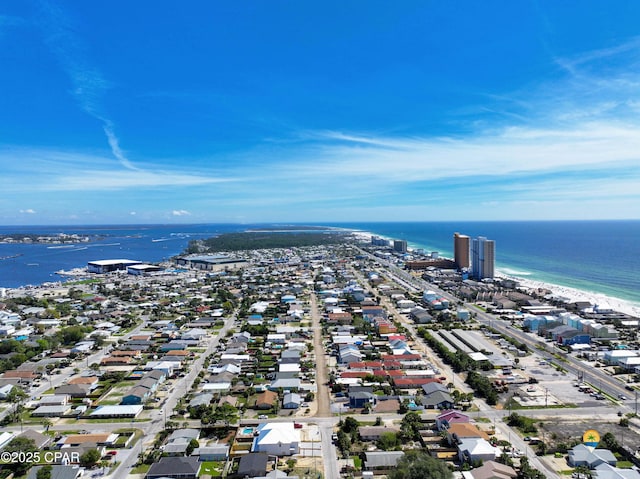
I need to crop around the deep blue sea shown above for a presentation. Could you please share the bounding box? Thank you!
[1,221,639,308]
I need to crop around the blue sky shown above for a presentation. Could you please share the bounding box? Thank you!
[1,1,640,225]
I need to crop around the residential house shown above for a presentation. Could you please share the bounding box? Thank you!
[568,444,617,468]
[593,463,640,479]
[235,453,268,479]
[436,410,470,431]
[26,465,81,479]
[189,392,214,408]
[255,390,278,410]
[18,429,52,449]
[164,429,200,456]
[193,444,229,461]
[31,405,72,417]
[363,451,405,472]
[421,383,455,410]
[121,386,151,405]
[447,423,489,445]
[349,391,376,409]
[252,422,300,456]
[359,426,400,442]
[458,438,501,463]
[283,392,302,409]
[467,460,517,479]
[146,456,200,479]
[63,433,118,448]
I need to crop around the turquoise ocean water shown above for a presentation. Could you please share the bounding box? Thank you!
[335,221,640,306]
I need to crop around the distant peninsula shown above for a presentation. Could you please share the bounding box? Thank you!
[0,232,93,245]
[184,228,357,253]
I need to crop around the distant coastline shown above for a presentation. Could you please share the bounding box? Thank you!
[346,224,640,318]
[0,232,93,245]
[0,221,638,319]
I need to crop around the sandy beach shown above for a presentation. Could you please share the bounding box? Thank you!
[355,230,640,319]
[500,273,640,318]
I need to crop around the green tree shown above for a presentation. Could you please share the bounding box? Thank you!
[186,438,199,456]
[36,465,53,479]
[41,417,53,432]
[58,325,88,345]
[377,431,400,450]
[601,432,620,452]
[388,450,453,479]
[336,430,351,458]
[400,411,423,441]
[518,456,547,479]
[79,449,102,468]
[342,416,359,433]
[3,437,38,475]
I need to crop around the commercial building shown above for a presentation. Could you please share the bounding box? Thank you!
[453,232,470,270]
[471,236,495,280]
[87,259,143,274]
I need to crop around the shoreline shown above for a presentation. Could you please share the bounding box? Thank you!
[353,229,640,319]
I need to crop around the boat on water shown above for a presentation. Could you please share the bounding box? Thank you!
[151,238,173,242]
[47,245,78,249]
[55,268,89,277]
[0,253,23,260]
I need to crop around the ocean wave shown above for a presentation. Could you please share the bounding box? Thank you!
[498,268,533,276]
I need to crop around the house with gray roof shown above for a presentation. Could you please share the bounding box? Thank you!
[283,392,302,409]
[594,463,640,479]
[568,444,617,468]
[190,392,214,408]
[18,429,52,449]
[236,452,268,478]
[32,405,72,417]
[121,386,151,405]
[363,451,405,470]
[164,429,200,456]
[421,382,455,409]
[193,444,229,461]
[26,465,81,479]
[146,456,200,479]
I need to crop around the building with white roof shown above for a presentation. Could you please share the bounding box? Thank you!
[252,422,300,456]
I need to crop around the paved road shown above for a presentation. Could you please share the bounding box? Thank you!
[309,291,339,479]
[310,293,330,418]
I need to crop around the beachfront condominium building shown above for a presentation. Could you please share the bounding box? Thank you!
[393,240,408,253]
[471,236,495,280]
[371,236,389,247]
[453,232,470,270]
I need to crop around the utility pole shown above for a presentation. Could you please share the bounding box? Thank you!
[545,388,549,408]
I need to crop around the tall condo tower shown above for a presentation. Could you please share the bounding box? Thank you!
[453,232,470,270]
[393,240,408,253]
[471,236,495,279]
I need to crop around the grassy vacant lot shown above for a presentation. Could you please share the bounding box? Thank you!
[200,460,224,477]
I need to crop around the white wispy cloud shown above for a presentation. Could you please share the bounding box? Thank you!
[38,1,137,171]
[172,210,191,216]
[19,209,36,214]
[0,146,234,193]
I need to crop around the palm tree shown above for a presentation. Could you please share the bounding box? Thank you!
[42,418,53,433]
